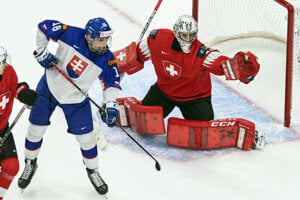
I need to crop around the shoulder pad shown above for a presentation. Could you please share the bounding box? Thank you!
[197,45,209,58]
[149,29,158,39]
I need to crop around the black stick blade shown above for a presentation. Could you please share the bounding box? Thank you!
[155,161,161,171]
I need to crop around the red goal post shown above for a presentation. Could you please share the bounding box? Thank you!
[192,0,300,127]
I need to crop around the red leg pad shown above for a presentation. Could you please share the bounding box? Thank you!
[117,97,165,134]
[167,117,255,150]
[0,158,19,188]
[116,97,131,127]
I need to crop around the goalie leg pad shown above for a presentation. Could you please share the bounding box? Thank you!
[117,97,145,127]
[117,97,165,134]
[116,97,131,127]
[167,117,255,150]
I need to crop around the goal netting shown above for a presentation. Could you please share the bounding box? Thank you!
[193,0,300,127]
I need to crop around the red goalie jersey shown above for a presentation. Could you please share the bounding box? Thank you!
[136,29,229,101]
[0,65,18,133]
[116,29,259,102]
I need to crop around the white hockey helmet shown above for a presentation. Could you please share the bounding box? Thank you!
[173,15,198,53]
[0,46,8,72]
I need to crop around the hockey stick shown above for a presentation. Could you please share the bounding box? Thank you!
[51,63,161,171]
[0,105,26,147]
[137,0,163,42]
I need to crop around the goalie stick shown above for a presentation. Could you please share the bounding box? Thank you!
[114,0,163,78]
[51,63,161,171]
[137,0,163,42]
[0,105,26,147]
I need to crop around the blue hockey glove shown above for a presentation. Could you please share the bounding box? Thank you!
[33,47,58,69]
[98,101,118,127]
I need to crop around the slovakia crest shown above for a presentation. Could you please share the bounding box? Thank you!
[0,91,11,115]
[162,61,182,79]
[67,55,89,78]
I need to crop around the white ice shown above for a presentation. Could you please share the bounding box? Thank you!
[1,0,300,200]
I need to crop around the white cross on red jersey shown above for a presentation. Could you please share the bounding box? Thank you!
[163,61,182,79]
[0,92,11,114]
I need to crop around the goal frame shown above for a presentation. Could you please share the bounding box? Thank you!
[192,0,295,127]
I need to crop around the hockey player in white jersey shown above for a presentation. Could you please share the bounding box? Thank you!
[18,17,121,195]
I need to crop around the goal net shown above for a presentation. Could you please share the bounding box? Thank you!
[193,0,300,127]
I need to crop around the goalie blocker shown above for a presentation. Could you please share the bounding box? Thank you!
[113,42,143,75]
[117,97,262,150]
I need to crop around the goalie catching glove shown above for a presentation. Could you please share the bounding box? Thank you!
[222,51,260,84]
[97,101,118,127]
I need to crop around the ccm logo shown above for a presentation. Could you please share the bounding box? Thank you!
[211,121,236,127]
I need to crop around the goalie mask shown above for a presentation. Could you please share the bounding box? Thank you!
[0,46,8,72]
[85,17,113,55]
[173,15,198,53]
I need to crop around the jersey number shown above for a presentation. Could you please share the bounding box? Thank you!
[113,67,120,78]
[52,22,62,31]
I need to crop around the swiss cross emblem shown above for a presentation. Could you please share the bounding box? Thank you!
[114,50,127,65]
[162,61,182,79]
[0,91,11,115]
[67,55,89,76]
[113,42,136,66]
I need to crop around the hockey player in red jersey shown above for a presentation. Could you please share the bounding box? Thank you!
[118,14,259,121]
[0,46,37,200]
[114,15,263,151]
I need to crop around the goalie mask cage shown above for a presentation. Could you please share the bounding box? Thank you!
[192,0,300,127]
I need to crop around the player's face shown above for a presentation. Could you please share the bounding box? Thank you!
[86,33,111,54]
[91,37,109,50]
[0,60,7,75]
[179,32,197,42]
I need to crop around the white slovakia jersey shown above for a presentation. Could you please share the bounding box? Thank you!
[36,20,121,104]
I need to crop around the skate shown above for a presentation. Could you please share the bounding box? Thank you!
[18,158,38,190]
[86,168,108,195]
[252,131,266,150]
